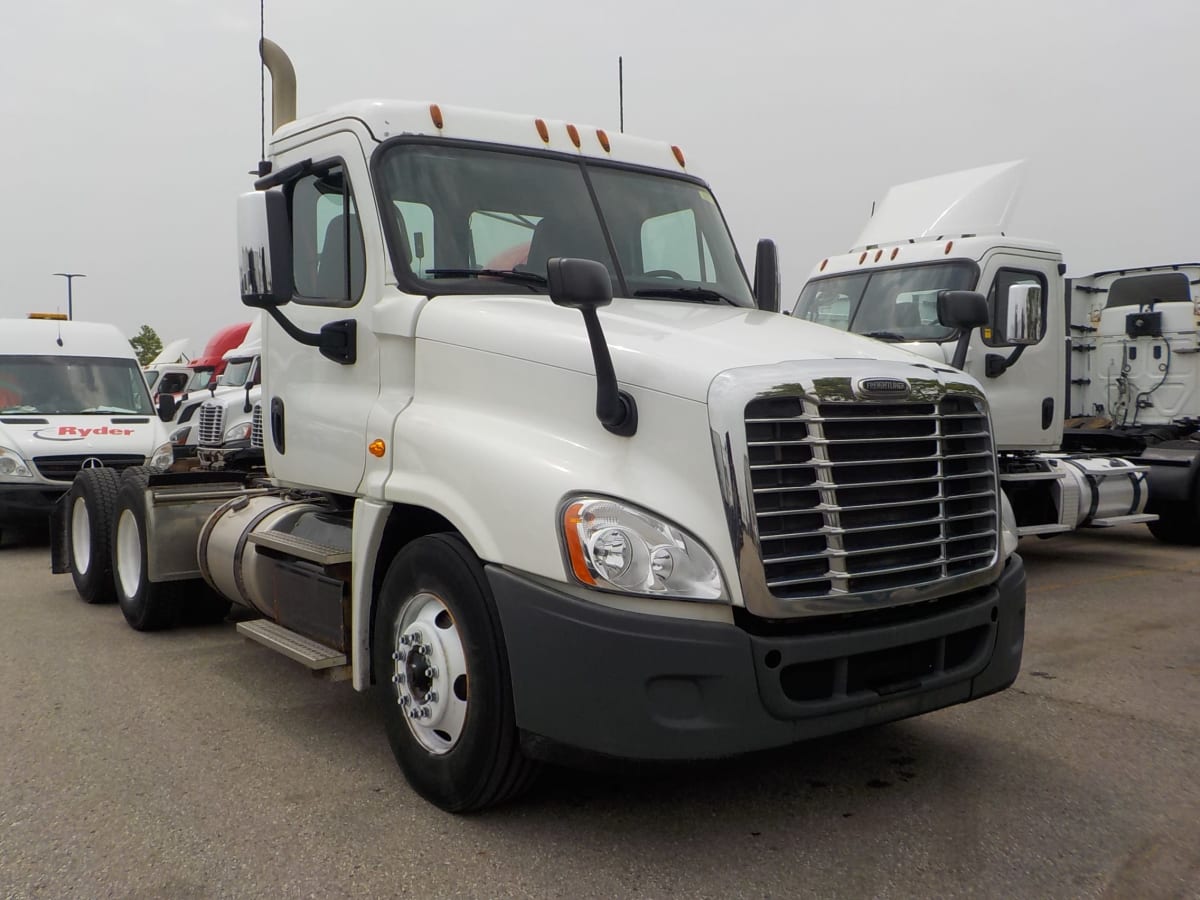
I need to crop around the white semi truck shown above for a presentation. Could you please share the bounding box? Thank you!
[0,315,174,546]
[194,317,264,467]
[793,161,1199,543]
[53,43,1026,812]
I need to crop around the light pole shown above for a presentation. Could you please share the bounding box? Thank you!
[52,272,86,320]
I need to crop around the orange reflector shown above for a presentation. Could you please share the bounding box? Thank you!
[819,259,828,272]
[27,312,68,320]
[858,251,868,264]
[368,439,386,458]
[562,502,597,586]
[566,124,581,148]
[891,247,899,260]
[429,104,443,129]
[671,145,686,167]
[596,129,611,152]
[535,118,550,143]
[874,249,883,262]
[944,240,954,255]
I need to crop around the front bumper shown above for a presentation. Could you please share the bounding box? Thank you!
[0,483,67,523]
[490,555,1025,762]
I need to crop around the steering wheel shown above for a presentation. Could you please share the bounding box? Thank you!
[643,269,684,279]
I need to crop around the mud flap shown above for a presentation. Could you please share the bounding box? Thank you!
[49,492,71,574]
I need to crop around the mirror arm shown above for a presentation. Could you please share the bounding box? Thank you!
[950,332,972,371]
[579,308,637,436]
[985,345,1026,378]
[258,306,357,365]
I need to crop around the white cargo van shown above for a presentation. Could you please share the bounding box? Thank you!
[0,316,174,539]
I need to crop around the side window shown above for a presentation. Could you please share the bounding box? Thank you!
[291,164,366,305]
[985,269,1047,347]
[395,201,435,278]
[640,209,709,281]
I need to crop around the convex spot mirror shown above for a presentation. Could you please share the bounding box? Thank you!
[999,283,1043,345]
[548,257,613,310]
[936,290,989,330]
[237,190,294,309]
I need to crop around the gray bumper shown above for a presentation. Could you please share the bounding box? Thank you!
[489,555,1025,762]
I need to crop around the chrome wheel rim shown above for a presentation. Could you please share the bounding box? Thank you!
[391,591,469,754]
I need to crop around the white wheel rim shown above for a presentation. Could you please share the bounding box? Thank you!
[391,591,469,755]
[71,497,91,575]
[115,509,142,599]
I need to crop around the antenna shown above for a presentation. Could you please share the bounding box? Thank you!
[260,0,266,161]
[618,56,624,133]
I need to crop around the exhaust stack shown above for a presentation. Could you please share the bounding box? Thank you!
[259,38,296,132]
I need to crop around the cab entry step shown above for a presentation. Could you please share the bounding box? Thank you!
[236,618,347,669]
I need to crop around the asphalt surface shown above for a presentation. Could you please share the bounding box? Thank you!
[1,522,1198,899]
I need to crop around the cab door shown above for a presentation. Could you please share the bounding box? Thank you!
[966,250,1065,451]
[262,129,384,494]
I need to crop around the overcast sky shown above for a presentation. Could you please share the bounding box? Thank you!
[2,0,1197,346]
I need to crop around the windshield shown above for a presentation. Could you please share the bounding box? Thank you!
[0,355,154,415]
[218,358,255,387]
[144,370,161,390]
[374,142,755,307]
[793,261,979,341]
[186,368,216,392]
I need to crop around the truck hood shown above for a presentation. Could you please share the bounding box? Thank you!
[417,296,938,402]
[1,416,166,458]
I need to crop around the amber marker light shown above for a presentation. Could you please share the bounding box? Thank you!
[562,501,598,586]
[671,145,686,167]
[891,247,900,260]
[566,124,581,148]
[535,118,550,143]
[944,240,954,255]
[596,129,611,152]
[368,439,386,458]
[874,249,883,262]
[858,251,868,265]
[819,259,828,271]
[429,104,444,129]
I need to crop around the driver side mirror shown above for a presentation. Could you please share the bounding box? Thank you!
[936,290,989,330]
[753,239,781,313]
[999,284,1043,345]
[156,393,178,422]
[238,189,293,308]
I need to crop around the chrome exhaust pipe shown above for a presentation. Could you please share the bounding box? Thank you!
[259,38,296,132]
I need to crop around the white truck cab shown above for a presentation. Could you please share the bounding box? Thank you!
[195,317,263,465]
[54,43,1025,812]
[0,316,174,535]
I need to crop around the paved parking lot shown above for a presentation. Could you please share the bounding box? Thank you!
[1,523,1197,898]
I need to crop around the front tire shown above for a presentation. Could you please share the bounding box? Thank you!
[67,468,123,604]
[373,534,538,812]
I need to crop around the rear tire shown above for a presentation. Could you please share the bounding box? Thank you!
[373,533,539,812]
[1147,508,1200,545]
[67,468,123,604]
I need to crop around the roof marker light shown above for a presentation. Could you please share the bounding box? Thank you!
[429,104,443,129]
[874,249,883,262]
[671,145,686,167]
[891,247,899,260]
[535,118,550,143]
[566,124,581,148]
[944,240,954,255]
[858,251,868,265]
[596,129,611,152]
[819,259,828,272]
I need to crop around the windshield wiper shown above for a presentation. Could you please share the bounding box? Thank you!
[424,267,548,288]
[861,330,907,342]
[81,406,140,414]
[633,286,738,306]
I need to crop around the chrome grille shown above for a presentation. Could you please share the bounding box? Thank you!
[197,402,224,447]
[745,394,997,601]
[250,404,264,450]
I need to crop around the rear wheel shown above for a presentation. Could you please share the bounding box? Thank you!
[112,467,230,630]
[1147,507,1200,545]
[67,468,123,604]
[373,534,538,812]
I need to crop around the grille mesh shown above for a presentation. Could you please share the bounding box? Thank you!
[250,404,263,450]
[197,403,224,447]
[746,395,997,600]
[33,454,145,481]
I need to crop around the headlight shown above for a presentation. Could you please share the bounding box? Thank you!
[150,442,174,470]
[0,446,33,478]
[560,496,727,602]
[1000,491,1019,559]
[170,425,191,445]
[225,422,252,442]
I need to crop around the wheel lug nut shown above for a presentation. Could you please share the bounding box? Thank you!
[426,691,438,703]
[398,695,410,707]
[400,634,412,646]
[392,673,405,684]
[392,650,405,661]
[425,666,438,678]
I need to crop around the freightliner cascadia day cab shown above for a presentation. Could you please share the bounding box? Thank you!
[166,321,251,451]
[193,317,264,467]
[54,42,1026,812]
[793,161,1200,543]
[0,315,174,543]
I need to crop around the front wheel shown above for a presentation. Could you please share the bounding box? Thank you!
[67,468,123,604]
[373,534,538,812]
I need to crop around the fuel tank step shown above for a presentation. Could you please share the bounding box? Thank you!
[246,530,353,565]
[236,619,347,669]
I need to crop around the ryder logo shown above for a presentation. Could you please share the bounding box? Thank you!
[33,425,137,441]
